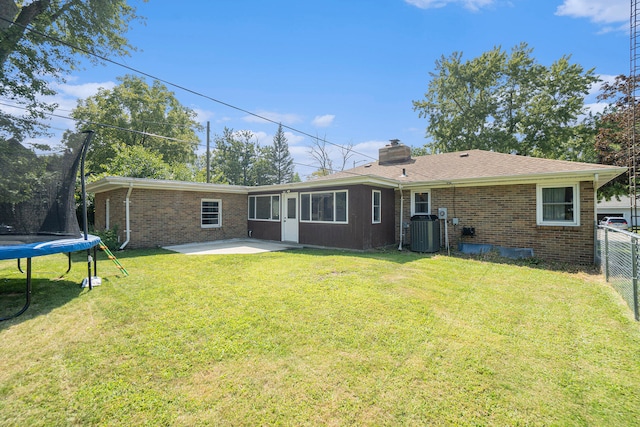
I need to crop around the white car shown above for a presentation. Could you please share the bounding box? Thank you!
[599,217,629,230]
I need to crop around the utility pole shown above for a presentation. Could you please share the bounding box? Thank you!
[206,121,211,183]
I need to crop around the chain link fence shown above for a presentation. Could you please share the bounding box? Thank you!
[596,226,640,320]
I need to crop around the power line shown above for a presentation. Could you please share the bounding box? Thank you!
[0,101,199,144]
[0,15,379,163]
[2,15,447,183]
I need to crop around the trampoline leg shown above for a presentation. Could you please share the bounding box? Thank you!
[66,253,72,274]
[0,258,32,322]
[17,258,24,274]
[93,246,98,277]
[86,249,92,290]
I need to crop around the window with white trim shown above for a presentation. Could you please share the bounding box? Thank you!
[300,190,348,223]
[372,190,381,224]
[248,195,280,221]
[411,190,431,215]
[201,199,221,228]
[536,184,579,226]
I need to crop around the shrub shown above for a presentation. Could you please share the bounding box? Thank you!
[93,226,119,252]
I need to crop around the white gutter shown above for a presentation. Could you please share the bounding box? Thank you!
[398,185,404,250]
[119,183,133,250]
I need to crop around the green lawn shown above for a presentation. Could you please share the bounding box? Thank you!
[1,248,639,426]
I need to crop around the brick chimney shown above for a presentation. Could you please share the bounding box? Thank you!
[379,139,411,165]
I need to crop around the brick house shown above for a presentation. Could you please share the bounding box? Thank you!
[88,142,626,264]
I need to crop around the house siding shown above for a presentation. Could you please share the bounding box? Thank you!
[396,182,595,264]
[94,189,247,248]
[247,190,282,241]
[296,185,395,250]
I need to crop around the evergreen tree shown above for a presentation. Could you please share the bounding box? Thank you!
[269,124,295,184]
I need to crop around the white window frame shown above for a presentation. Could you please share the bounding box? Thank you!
[201,199,222,228]
[372,190,381,224]
[300,190,349,224]
[536,183,580,226]
[410,190,431,216]
[248,194,280,221]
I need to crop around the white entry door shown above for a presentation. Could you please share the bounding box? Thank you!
[282,192,299,243]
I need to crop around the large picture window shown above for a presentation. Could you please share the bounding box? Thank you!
[248,195,280,221]
[300,190,348,223]
[537,184,579,226]
[411,190,430,215]
[201,199,221,228]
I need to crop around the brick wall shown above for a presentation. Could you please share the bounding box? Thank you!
[396,182,596,264]
[94,189,247,248]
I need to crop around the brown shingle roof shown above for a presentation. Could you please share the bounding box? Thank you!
[314,149,626,188]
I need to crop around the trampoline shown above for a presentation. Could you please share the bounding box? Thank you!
[0,131,101,321]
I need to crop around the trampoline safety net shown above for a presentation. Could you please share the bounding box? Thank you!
[0,133,89,244]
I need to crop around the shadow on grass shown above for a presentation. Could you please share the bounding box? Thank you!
[449,248,602,275]
[92,244,602,275]
[0,276,84,329]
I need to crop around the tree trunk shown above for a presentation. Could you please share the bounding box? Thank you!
[0,0,18,29]
[0,0,50,66]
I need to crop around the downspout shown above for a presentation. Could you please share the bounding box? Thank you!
[119,183,133,250]
[105,198,110,230]
[398,184,404,250]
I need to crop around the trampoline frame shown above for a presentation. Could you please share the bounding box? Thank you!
[0,235,101,321]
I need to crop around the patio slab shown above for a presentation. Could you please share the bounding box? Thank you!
[163,239,301,255]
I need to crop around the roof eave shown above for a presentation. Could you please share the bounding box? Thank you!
[86,176,249,194]
[397,168,628,189]
[249,175,400,192]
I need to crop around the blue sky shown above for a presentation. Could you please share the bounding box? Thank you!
[37,0,631,178]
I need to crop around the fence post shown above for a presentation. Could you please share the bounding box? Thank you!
[604,228,609,282]
[633,240,640,321]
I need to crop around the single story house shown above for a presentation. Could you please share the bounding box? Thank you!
[87,141,626,264]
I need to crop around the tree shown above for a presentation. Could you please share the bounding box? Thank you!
[412,43,598,160]
[0,0,143,140]
[309,135,333,178]
[308,134,354,178]
[210,128,291,186]
[594,74,638,200]
[253,145,277,185]
[105,144,172,180]
[211,128,260,185]
[268,124,295,184]
[69,75,202,176]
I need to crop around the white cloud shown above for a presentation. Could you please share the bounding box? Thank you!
[284,131,305,145]
[585,101,607,116]
[311,114,335,127]
[242,110,302,125]
[555,0,628,25]
[193,108,217,123]
[351,140,388,163]
[405,0,494,11]
[52,81,116,99]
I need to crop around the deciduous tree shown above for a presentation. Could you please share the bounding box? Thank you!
[0,0,143,140]
[594,74,638,200]
[413,43,598,161]
[69,75,202,176]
